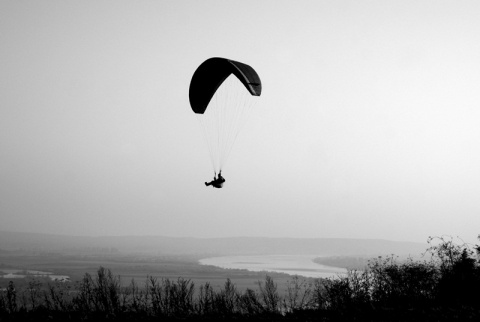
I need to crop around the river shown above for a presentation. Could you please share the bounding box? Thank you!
[199,255,347,279]
[1,269,70,282]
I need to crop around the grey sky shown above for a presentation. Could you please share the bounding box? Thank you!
[1,1,479,243]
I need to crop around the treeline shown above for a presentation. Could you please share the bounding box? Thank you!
[1,236,480,321]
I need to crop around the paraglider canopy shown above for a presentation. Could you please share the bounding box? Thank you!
[189,57,262,175]
[189,57,262,114]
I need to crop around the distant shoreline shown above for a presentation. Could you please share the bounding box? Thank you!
[199,254,347,279]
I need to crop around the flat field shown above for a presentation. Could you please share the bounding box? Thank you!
[0,251,315,293]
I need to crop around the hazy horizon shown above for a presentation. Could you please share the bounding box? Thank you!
[2,1,480,244]
[0,229,429,243]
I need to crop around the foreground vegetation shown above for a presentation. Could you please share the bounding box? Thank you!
[1,236,479,321]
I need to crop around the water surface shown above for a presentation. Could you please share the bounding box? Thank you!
[199,255,347,278]
[1,269,70,281]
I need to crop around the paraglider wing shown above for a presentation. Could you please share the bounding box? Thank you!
[189,57,262,175]
[189,57,262,114]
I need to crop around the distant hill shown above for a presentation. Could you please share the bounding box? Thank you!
[0,231,428,257]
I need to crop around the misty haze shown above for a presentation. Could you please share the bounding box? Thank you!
[2,1,480,321]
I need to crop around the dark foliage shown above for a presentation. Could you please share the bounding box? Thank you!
[1,235,480,321]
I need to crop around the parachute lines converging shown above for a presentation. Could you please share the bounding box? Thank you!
[189,58,262,174]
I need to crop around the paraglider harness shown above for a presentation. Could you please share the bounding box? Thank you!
[205,171,225,188]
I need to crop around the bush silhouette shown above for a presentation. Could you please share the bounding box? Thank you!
[1,235,480,321]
